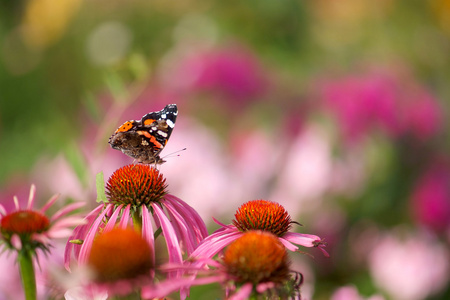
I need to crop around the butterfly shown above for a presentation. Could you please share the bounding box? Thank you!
[108,104,178,164]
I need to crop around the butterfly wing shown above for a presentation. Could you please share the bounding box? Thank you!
[109,104,178,164]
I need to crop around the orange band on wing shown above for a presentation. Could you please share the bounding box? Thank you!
[137,130,163,149]
[143,119,156,126]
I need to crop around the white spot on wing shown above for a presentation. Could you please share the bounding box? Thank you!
[158,130,168,137]
[166,119,175,128]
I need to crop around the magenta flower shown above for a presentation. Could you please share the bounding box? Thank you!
[410,160,450,232]
[65,164,208,273]
[318,68,443,143]
[171,45,268,108]
[190,200,328,261]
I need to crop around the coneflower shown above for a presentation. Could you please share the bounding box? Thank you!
[64,164,208,296]
[190,199,328,260]
[143,231,304,300]
[0,184,84,300]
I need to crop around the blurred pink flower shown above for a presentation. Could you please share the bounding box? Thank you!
[331,285,385,300]
[32,155,89,202]
[164,44,268,108]
[269,125,333,216]
[368,229,449,300]
[318,68,443,143]
[410,160,450,232]
[0,184,85,255]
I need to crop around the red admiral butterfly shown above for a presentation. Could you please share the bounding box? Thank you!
[108,104,178,164]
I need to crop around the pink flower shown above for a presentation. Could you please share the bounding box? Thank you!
[410,160,450,232]
[0,184,85,255]
[190,200,328,261]
[0,184,85,299]
[65,227,156,298]
[318,68,443,143]
[143,231,304,300]
[65,164,208,273]
[166,45,268,108]
[331,285,385,300]
[368,229,449,300]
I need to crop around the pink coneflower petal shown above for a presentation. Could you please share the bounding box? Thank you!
[118,204,131,228]
[166,195,208,238]
[48,228,76,239]
[10,234,22,250]
[164,200,204,254]
[151,204,182,266]
[256,282,276,293]
[142,272,228,300]
[40,193,60,213]
[13,196,20,211]
[141,205,155,265]
[0,204,6,216]
[213,217,235,229]
[50,202,85,222]
[164,204,191,253]
[52,216,87,231]
[78,207,111,265]
[190,230,242,259]
[26,184,36,210]
[278,237,300,252]
[65,204,103,269]
[229,283,253,300]
[104,204,124,233]
[283,232,322,247]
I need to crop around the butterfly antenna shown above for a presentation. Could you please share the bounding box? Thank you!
[161,148,187,161]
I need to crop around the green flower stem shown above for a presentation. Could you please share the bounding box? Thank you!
[18,250,36,300]
[132,208,142,230]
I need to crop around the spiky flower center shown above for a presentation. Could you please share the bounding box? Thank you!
[223,231,290,285]
[232,200,292,236]
[1,210,50,235]
[88,227,153,282]
[106,164,168,206]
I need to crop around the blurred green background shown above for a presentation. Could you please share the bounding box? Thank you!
[1,0,449,299]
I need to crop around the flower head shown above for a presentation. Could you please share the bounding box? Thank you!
[88,227,154,283]
[232,199,292,237]
[66,227,156,298]
[0,184,85,254]
[65,164,208,276]
[106,164,167,206]
[223,230,290,286]
[190,200,328,261]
